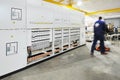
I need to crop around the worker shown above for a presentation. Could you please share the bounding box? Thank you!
[90,16,108,56]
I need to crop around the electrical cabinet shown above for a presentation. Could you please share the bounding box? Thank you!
[70,28,80,48]
[0,0,85,77]
[27,28,53,63]
[0,0,27,77]
[27,27,83,64]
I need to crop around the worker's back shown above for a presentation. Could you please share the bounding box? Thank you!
[94,20,106,36]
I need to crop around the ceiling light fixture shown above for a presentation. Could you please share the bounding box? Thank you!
[77,1,82,6]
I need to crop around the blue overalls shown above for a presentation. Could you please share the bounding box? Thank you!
[91,20,106,54]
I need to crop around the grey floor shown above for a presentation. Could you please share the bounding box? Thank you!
[1,42,120,80]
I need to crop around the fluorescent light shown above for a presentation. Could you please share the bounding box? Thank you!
[77,1,82,6]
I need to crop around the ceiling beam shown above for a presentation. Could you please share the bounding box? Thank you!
[86,8,120,16]
[44,0,63,5]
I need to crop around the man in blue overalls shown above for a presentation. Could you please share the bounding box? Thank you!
[90,16,108,56]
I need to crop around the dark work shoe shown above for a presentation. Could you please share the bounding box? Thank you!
[101,52,108,55]
[91,55,95,57]
[90,53,95,57]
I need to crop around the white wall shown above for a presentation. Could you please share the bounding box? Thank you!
[105,18,120,28]
[85,16,97,27]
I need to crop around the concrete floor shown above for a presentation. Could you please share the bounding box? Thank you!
[1,42,120,80]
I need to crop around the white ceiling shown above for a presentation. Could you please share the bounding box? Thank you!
[73,0,120,12]
[44,0,120,18]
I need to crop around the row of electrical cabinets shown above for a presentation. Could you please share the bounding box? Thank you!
[27,27,85,64]
[0,27,85,77]
[0,0,85,77]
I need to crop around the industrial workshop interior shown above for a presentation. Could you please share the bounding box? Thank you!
[0,0,120,80]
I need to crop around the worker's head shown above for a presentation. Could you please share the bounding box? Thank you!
[99,16,102,20]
